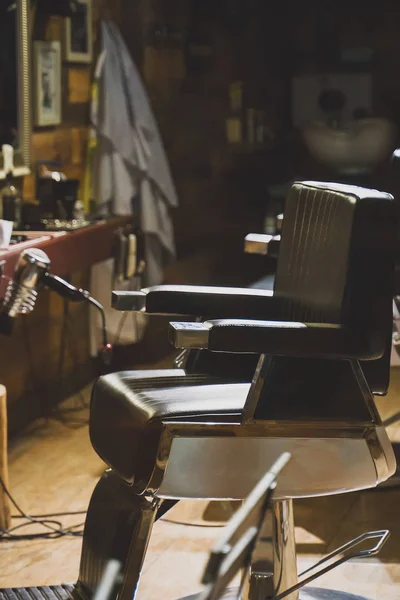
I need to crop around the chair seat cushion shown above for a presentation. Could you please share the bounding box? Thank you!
[90,370,250,485]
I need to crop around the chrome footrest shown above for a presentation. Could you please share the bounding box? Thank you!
[277,529,390,600]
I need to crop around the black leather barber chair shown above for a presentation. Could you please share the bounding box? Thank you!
[90,181,395,600]
[2,181,395,600]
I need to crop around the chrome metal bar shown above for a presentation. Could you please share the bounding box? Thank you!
[275,529,390,600]
[93,560,122,600]
[393,298,400,350]
[243,500,298,600]
[199,455,291,600]
[271,500,298,600]
[111,290,146,311]
[204,454,291,585]
[169,321,210,349]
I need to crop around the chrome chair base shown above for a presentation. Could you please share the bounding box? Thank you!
[177,497,388,600]
[301,589,375,600]
[241,499,386,600]
[183,587,374,600]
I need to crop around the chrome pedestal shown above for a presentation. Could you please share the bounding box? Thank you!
[243,499,298,600]
[301,590,375,600]
[195,588,377,600]
[243,499,386,600]
[203,499,387,600]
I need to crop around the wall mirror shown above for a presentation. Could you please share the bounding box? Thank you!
[0,0,31,174]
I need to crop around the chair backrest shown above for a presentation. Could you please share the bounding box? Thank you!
[275,181,395,332]
[275,182,395,387]
[246,182,397,422]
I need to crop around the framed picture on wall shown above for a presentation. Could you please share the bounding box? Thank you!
[33,41,62,127]
[64,0,92,63]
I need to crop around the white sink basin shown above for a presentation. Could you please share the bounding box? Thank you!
[303,118,396,174]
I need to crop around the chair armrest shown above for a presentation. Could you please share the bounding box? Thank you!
[112,286,281,319]
[244,234,281,257]
[169,318,381,361]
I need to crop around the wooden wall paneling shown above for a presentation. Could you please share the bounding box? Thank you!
[0,274,90,414]
[25,0,124,203]
[46,269,91,375]
[31,130,58,163]
[31,127,79,170]
[52,127,74,166]
[22,174,36,202]
[0,291,52,402]
[43,16,63,42]
[70,127,88,165]
[32,128,68,165]
[68,68,91,104]
[62,164,86,182]
[30,127,88,171]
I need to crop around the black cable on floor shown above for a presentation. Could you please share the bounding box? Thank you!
[0,474,85,542]
[159,518,225,528]
[12,510,87,518]
[50,297,90,427]
[0,471,225,541]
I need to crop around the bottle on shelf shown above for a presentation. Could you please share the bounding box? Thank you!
[1,145,22,229]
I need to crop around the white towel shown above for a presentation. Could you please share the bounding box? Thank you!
[89,21,178,351]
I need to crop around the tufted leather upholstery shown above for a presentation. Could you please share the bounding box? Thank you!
[249,181,395,394]
[91,372,249,485]
[275,182,394,354]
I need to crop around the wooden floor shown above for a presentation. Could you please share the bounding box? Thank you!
[2,370,400,599]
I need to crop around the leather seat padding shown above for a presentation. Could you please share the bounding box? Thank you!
[90,370,250,484]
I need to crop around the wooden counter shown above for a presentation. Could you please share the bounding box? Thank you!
[0,216,133,436]
[0,216,132,278]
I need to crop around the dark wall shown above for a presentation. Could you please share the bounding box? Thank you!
[119,0,400,286]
